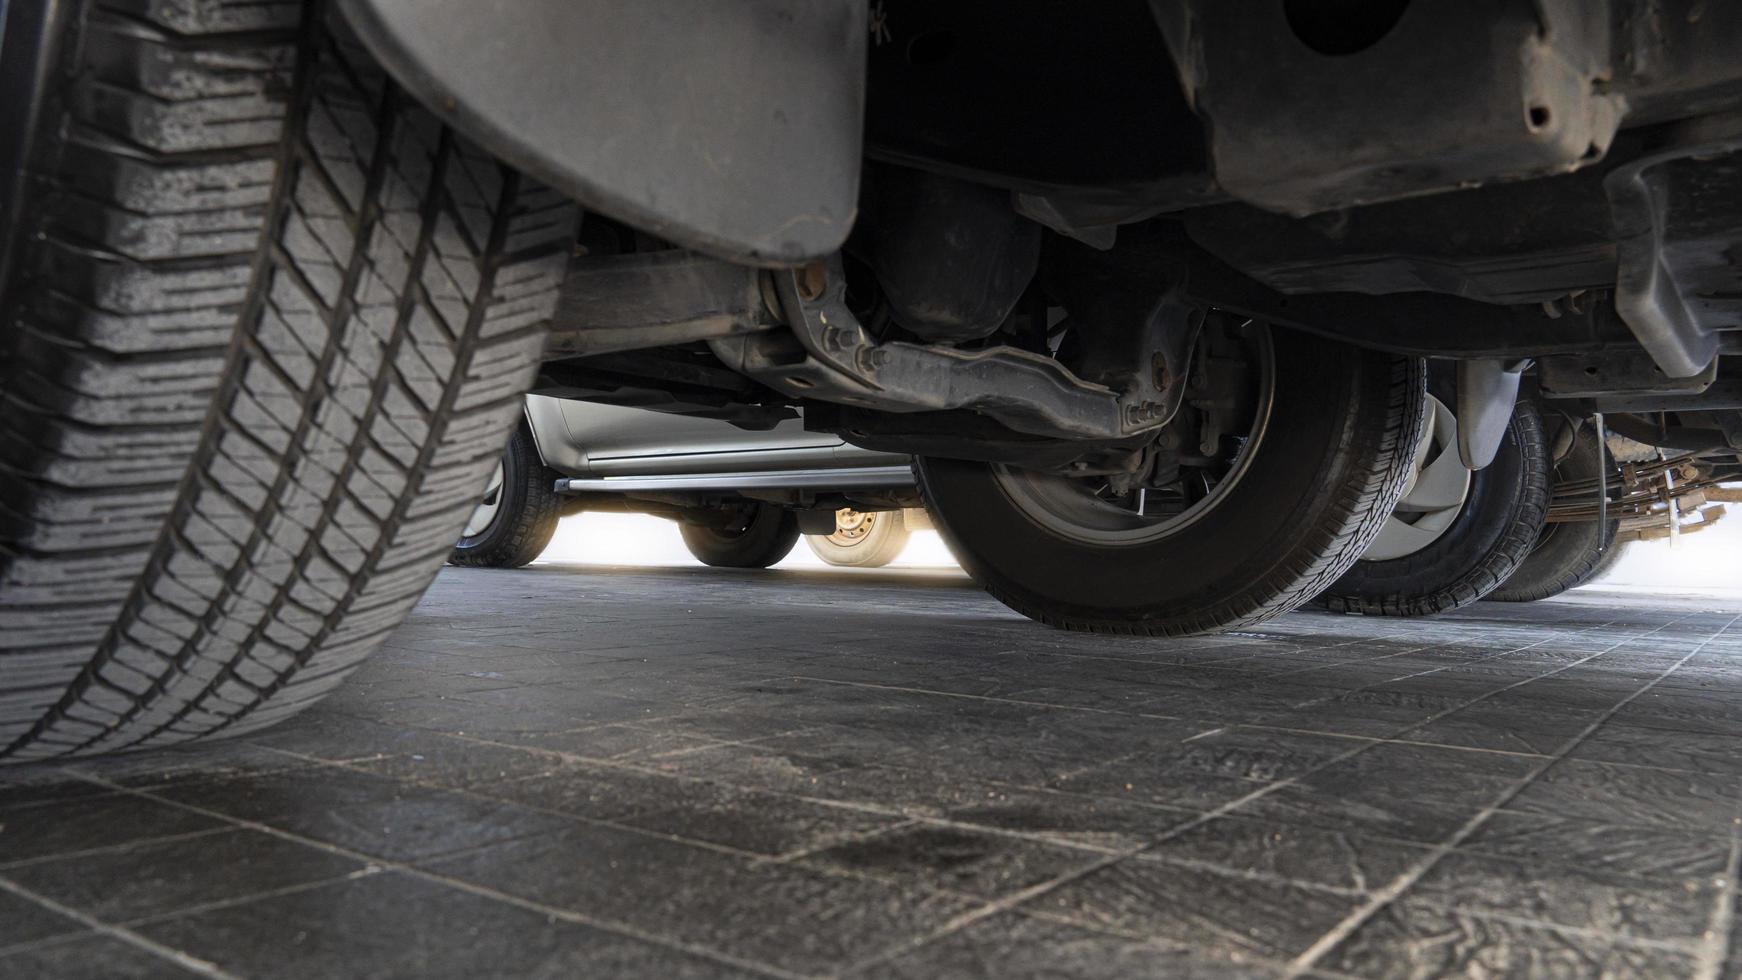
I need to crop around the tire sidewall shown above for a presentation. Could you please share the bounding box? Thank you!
[681,503,800,568]
[449,421,559,568]
[1326,374,1545,602]
[918,329,1405,626]
[454,428,534,555]
[805,509,909,567]
[1487,422,1619,601]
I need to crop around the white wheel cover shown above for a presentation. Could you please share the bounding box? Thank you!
[1363,395,1473,561]
[462,460,507,538]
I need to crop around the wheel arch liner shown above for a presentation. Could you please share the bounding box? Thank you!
[336,0,867,266]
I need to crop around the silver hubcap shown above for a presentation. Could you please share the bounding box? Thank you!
[463,460,506,538]
[1363,394,1472,560]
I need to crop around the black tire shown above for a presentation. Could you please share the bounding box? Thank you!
[917,328,1427,636]
[0,0,575,761]
[804,508,912,568]
[1316,380,1550,616]
[1583,537,1633,586]
[448,421,562,568]
[680,504,800,569]
[1487,425,1621,602]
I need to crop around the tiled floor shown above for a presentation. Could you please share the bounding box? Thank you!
[3,564,1741,979]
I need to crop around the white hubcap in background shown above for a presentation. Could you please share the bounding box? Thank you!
[1363,395,1473,560]
[462,460,506,538]
[827,509,876,547]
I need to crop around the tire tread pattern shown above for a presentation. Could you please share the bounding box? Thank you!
[1317,398,1551,616]
[0,0,574,760]
[1486,426,1622,603]
[446,422,561,569]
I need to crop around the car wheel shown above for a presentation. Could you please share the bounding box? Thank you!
[1486,425,1622,602]
[0,0,575,760]
[1315,378,1549,615]
[680,504,800,569]
[917,324,1427,636]
[805,508,912,568]
[449,423,562,568]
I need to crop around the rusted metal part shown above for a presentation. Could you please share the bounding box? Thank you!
[1544,450,1735,540]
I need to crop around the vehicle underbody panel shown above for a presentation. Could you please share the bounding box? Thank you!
[350,0,1742,470]
[337,0,867,265]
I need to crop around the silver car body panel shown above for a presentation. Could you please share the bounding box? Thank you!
[555,466,917,494]
[523,394,906,480]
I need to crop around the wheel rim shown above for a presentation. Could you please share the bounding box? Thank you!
[826,508,876,547]
[988,325,1276,547]
[1362,394,1471,560]
[462,460,507,538]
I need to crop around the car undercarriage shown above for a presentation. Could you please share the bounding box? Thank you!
[2,0,1740,758]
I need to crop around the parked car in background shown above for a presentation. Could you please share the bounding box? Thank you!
[456,385,1739,617]
[450,397,931,570]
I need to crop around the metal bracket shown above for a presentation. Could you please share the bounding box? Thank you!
[1456,358,1530,469]
[709,258,1194,443]
[1536,349,1718,400]
[543,250,780,359]
[1602,116,1742,378]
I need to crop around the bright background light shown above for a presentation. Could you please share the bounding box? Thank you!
[1601,508,1741,596]
[538,512,962,569]
[535,508,1740,597]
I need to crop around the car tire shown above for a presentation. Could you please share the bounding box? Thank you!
[449,422,562,568]
[680,504,800,569]
[805,508,912,568]
[1486,424,1622,602]
[917,327,1427,636]
[0,0,575,761]
[1314,379,1550,616]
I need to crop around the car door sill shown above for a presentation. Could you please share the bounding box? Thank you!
[554,465,916,494]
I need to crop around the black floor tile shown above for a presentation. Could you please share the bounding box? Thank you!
[0,769,115,812]
[0,935,206,979]
[614,786,900,856]
[1456,811,1731,881]
[136,871,760,979]
[1137,814,1432,894]
[938,784,1199,851]
[0,792,224,865]
[1408,848,1719,944]
[149,766,423,824]
[1235,742,1538,843]
[0,567,1735,978]
[466,763,735,825]
[802,825,1107,900]
[250,787,577,863]
[1319,900,1696,979]
[1563,723,1742,775]
[4,828,361,922]
[1031,858,1362,960]
[345,735,579,789]
[1502,759,1742,830]
[873,911,1282,979]
[422,821,977,975]
[0,888,85,948]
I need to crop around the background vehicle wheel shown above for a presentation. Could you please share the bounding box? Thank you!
[805,508,911,568]
[449,423,562,568]
[680,504,800,569]
[917,325,1426,636]
[1487,424,1621,602]
[0,0,575,761]
[1315,380,1549,615]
